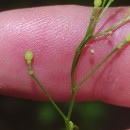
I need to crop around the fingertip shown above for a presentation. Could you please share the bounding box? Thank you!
[0,6,130,108]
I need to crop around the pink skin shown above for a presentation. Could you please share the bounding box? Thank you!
[0,5,130,107]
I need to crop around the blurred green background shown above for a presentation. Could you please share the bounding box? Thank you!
[0,0,130,130]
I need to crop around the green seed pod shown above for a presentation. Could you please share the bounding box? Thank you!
[25,50,33,63]
[94,0,102,7]
[126,34,130,42]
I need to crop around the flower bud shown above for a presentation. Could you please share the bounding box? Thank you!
[94,0,102,7]
[25,50,33,63]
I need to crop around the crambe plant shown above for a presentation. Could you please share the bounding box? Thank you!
[24,0,130,129]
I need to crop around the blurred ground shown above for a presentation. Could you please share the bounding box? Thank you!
[0,0,130,130]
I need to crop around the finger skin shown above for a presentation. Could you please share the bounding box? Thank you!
[0,5,130,107]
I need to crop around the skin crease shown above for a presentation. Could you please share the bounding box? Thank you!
[0,5,130,107]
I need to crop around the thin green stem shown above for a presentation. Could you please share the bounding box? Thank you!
[92,0,114,31]
[70,1,115,122]
[71,36,91,88]
[85,6,98,36]
[71,0,114,89]
[97,0,114,23]
[27,63,67,121]
[24,1,130,130]
[102,0,107,7]
[67,88,77,120]
[65,120,70,130]
[76,38,129,89]
[70,4,100,87]
[93,16,130,38]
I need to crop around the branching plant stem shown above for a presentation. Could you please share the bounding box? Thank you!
[24,0,130,129]
[93,16,130,38]
[76,37,130,90]
[27,63,67,121]
[71,0,115,88]
[69,0,115,122]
